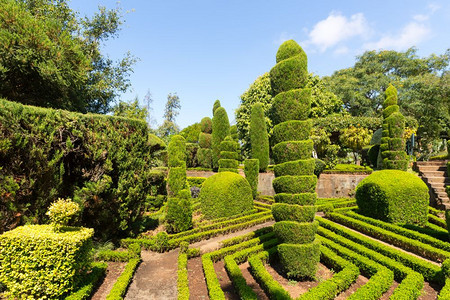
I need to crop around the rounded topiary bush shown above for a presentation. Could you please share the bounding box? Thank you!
[199,172,253,219]
[200,117,212,134]
[356,170,429,225]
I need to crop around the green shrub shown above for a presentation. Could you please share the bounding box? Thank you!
[272,175,317,194]
[274,221,318,244]
[200,117,212,134]
[277,239,321,279]
[0,99,154,239]
[0,225,93,299]
[271,203,316,222]
[323,164,372,174]
[250,103,270,171]
[218,159,238,169]
[106,258,140,300]
[186,177,206,188]
[272,140,314,164]
[198,132,211,148]
[270,57,308,95]
[356,170,428,225]
[46,198,80,231]
[314,158,326,176]
[212,100,221,115]
[220,151,238,160]
[165,195,193,234]
[211,107,230,169]
[168,135,187,167]
[383,105,399,119]
[185,143,199,168]
[167,165,187,196]
[196,148,212,168]
[244,159,259,199]
[386,112,406,138]
[65,262,107,300]
[274,193,317,205]
[368,145,380,167]
[273,158,315,177]
[270,89,311,125]
[177,253,189,300]
[271,119,312,145]
[199,172,253,219]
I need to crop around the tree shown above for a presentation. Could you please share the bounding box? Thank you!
[158,93,181,140]
[324,48,449,147]
[0,0,135,113]
[250,103,269,171]
[179,123,201,143]
[211,107,230,170]
[307,74,344,118]
[339,126,372,162]
[112,97,148,122]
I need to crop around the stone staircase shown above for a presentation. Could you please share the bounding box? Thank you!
[415,160,449,210]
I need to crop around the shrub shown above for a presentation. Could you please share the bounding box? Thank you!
[165,194,192,234]
[0,225,93,298]
[356,170,429,225]
[211,107,230,169]
[199,172,253,219]
[212,100,221,115]
[168,135,187,168]
[198,132,212,148]
[270,89,311,125]
[274,193,317,205]
[277,239,321,279]
[250,103,269,171]
[244,159,259,199]
[273,158,315,177]
[314,158,326,177]
[272,175,317,194]
[200,117,212,134]
[270,58,308,95]
[0,99,154,239]
[271,203,316,222]
[274,221,318,244]
[197,148,212,168]
[272,140,314,164]
[368,145,380,167]
[185,143,199,168]
[271,119,312,145]
[187,177,206,187]
[167,165,187,196]
[46,198,79,231]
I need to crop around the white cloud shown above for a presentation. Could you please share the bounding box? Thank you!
[334,46,349,55]
[413,14,429,22]
[305,12,369,52]
[363,22,430,51]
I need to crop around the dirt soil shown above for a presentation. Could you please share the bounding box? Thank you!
[187,257,208,300]
[91,262,126,300]
[214,260,240,300]
[239,261,269,300]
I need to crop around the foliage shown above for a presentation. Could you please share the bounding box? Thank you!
[167,135,186,168]
[46,198,80,231]
[250,103,270,171]
[277,240,321,279]
[356,170,429,225]
[324,164,372,174]
[165,192,192,234]
[106,258,140,300]
[201,117,213,134]
[0,0,135,114]
[211,107,230,169]
[158,93,181,141]
[185,143,199,168]
[244,159,259,199]
[0,99,155,239]
[339,125,372,161]
[65,262,107,300]
[112,98,149,123]
[236,73,273,156]
[180,122,201,143]
[199,172,253,219]
[307,74,344,118]
[186,177,206,188]
[213,100,221,115]
[324,48,449,150]
[0,225,93,299]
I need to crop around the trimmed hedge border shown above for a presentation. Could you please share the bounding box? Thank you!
[327,212,450,262]
[318,227,424,299]
[317,216,442,283]
[105,258,141,300]
[220,226,273,248]
[177,253,189,300]
[65,262,107,300]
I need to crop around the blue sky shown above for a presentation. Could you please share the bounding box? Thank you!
[71,0,450,129]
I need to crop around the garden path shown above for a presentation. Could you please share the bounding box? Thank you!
[124,220,274,299]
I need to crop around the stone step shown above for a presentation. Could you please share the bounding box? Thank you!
[434,187,447,193]
[437,191,449,198]
[426,177,450,184]
[416,160,448,166]
[418,165,447,172]
[422,171,447,177]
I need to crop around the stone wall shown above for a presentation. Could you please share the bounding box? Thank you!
[187,170,368,198]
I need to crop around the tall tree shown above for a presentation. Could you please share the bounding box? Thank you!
[211,107,230,170]
[324,48,449,145]
[112,97,148,122]
[158,93,181,140]
[250,103,269,172]
[0,0,136,113]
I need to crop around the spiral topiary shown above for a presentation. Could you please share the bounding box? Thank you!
[380,84,407,171]
[198,117,213,168]
[269,40,319,279]
[218,136,239,173]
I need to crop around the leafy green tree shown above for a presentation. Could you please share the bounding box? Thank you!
[324,48,449,146]
[339,126,372,162]
[112,97,148,122]
[158,93,181,141]
[180,123,201,143]
[307,75,344,118]
[0,0,136,113]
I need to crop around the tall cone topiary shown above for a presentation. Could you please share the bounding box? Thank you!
[380,84,408,171]
[197,117,213,168]
[212,106,230,170]
[167,135,187,196]
[218,136,239,173]
[269,40,319,279]
[250,103,270,172]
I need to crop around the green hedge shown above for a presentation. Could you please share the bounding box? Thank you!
[0,99,155,238]
[250,103,270,171]
[167,165,187,197]
[168,135,187,167]
[270,89,311,125]
[273,158,315,177]
[356,170,428,225]
[166,195,193,234]
[218,158,238,169]
[198,132,212,148]
[276,39,306,63]
[177,253,189,300]
[244,159,259,199]
[197,148,212,168]
[211,107,230,169]
[273,221,318,243]
[270,57,308,95]
[0,225,93,299]
[274,192,317,205]
[199,172,253,219]
[200,117,212,134]
[271,203,316,222]
[106,258,141,300]
[272,175,317,194]
[272,140,314,164]
[271,119,312,145]
[65,262,107,300]
[187,177,206,188]
[277,239,321,279]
